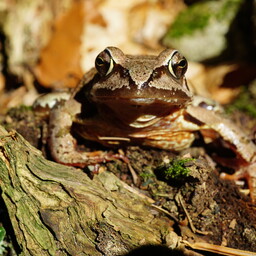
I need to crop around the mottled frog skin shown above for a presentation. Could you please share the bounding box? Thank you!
[34,47,256,197]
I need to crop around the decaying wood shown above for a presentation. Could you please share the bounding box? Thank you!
[0,126,176,256]
[2,123,256,256]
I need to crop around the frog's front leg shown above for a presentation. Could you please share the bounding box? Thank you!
[49,99,107,167]
[187,105,256,200]
[186,105,256,163]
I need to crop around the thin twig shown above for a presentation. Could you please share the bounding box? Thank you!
[182,240,256,256]
[176,193,209,235]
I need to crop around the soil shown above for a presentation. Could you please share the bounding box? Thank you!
[1,106,256,254]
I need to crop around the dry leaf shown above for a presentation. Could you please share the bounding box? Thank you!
[35,1,85,88]
[80,0,183,71]
[187,63,256,104]
[128,0,185,49]
[0,73,5,93]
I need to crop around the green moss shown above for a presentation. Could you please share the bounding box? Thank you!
[216,0,241,21]
[139,168,156,187]
[166,0,242,39]
[0,227,6,255]
[226,85,256,118]
[0,227,5,244]
[168,3,210,38]
[157,158,194,180]
[8,105,32,113]
[139,170,155,180]
[5,105,33,123]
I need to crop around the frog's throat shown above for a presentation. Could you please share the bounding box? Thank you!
[128,97,187,105]
[129,115,159,128]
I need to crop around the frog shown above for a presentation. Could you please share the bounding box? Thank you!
[34,47,256,196]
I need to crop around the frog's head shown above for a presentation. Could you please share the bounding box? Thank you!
[90,47,192,128]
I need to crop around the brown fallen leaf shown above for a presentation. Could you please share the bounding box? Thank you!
[187,63,256,104]
[34,1,85,88]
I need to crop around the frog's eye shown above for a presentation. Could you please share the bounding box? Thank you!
[95,50,114,76]
[168,51,188,79]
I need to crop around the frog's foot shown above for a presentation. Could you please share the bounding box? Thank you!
[53,149,111,168]
[52,146,129,169]
[49,99,130,168]
[50,131,130,168]
[220,163,256,202]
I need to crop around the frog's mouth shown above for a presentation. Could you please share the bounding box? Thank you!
[125,98,185,128]
[128,97,188,105]
[96,96,187,129]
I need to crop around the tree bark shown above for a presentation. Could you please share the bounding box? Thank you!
[0,126,173,256]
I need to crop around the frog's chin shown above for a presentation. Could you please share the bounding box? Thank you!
[128,97,187,105]
[129,115,159,128]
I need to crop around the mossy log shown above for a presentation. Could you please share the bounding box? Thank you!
[0,126,174,256]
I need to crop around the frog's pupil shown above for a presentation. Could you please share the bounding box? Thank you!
[179,59,187,68]
[96,57,105,66]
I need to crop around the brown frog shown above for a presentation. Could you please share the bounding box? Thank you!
[34,47,256,196]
